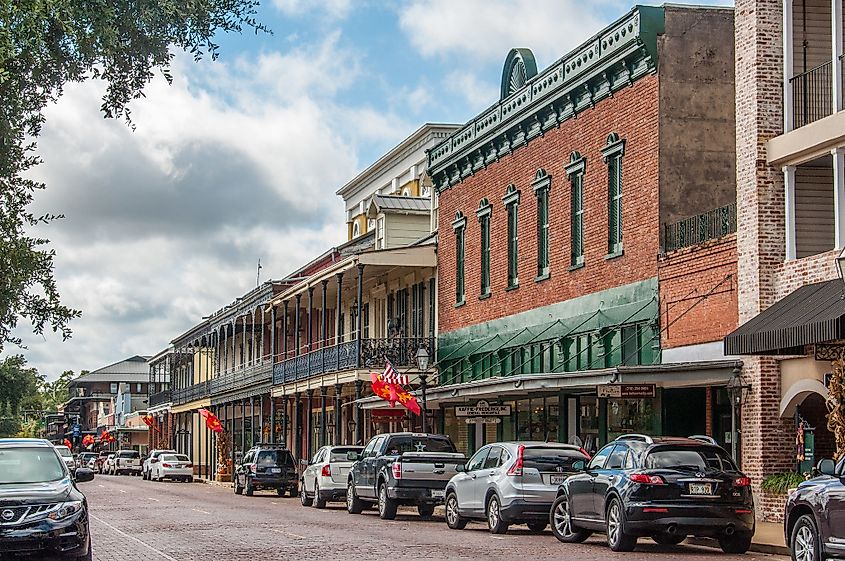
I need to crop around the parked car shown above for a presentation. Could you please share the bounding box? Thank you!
[300,445,364,508]
[347,432,466,520]
[445,442,591,534]
[149,453,193,482]
[550,434,754,553]
[55,445,76,473]
[94,450,111,473]
[233,443,298,497]
[785,457,845,561]
[0,438,95,559]
[113,450,142,476]
[102,453,116,475]
[142,449,176,480]
[76,452,97,470]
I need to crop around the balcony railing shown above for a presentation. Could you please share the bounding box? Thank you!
[790,60,834,128]
[148,390,171,408]
[663,202,736,253]
[272,337,434,385]
[171,362,272,405]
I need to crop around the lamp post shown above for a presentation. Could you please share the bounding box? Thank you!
[346,419,357,444]
[726,368,750,463]
[415,347,430,433]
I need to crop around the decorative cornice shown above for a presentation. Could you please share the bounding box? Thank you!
[476,197,492,219]
[565,151,586,177]
[451,211,467,231]
[532,168,552,193]
[428,6,664,193]
[502,183,520,206]
[601,132,626,161]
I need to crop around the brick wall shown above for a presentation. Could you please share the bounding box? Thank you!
[437,75,661,335]
[658,234,738,349]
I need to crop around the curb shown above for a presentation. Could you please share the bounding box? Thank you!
[688,537,789,556]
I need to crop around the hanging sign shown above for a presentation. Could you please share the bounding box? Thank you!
[598,384,656,398]
[456,400,511,417]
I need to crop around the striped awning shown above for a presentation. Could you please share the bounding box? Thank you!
[724,279,845,355]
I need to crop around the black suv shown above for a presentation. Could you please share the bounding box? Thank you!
[0,438,95,560]
[550,435,754,553]
[785,457,845,561]
[233,443,298,497]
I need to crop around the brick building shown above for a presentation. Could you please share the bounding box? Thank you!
[723,0,845,521]
[427,5,741,456]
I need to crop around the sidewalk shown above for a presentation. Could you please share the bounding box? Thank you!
[691,521,787,556]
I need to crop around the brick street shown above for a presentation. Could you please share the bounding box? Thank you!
[73,475,789,561]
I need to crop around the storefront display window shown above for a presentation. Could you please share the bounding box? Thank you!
[607,396,660,440]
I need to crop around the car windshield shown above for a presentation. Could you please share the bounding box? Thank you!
[523,447,587,472]
[329,447,363,462]
[385,437,455,454]
[118,451,139,459]
[645,447,737,471]
[0,448,66,484]
[257,450,294,466]
[55,447,72,457]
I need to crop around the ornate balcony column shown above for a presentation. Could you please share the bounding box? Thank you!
[321,279,329,347]
[320,390,327,447]
[305,389,314,460]
[307,286,315,352]
[271,306,278,363]
[294,393,302,461]
[354,379,364,445]
[334,383,343,445]
[335,272,344,343]
[356,264,365,360]
[269,396,275,444]
[294,294,302,357]
[240,398,246,454]
[282,300,289,360]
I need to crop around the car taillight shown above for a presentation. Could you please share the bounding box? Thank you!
[249,463,257,474]
[321,464,331,477]
[630,473,666,485]
[507,445,525,476]
[162,463,172,468]
[734,477,752,487]
[186,463,193,468]
[392,462,402,480]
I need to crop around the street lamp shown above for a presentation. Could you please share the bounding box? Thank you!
[837,248,845,295]
[726,368,750,463]
[347,418,357,443]
[415,347,430,433]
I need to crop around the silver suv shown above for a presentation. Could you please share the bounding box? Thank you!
[444,442,590,534]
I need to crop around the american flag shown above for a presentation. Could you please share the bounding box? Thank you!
[383,361,409,386]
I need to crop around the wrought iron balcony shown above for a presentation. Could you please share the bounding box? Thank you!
[170,362,272,405]
[272,337,434,385]
[663,202,736,253]
[148,390,172,408]
[789,59,836,129]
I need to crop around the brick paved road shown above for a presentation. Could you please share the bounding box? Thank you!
[75,474,788,561]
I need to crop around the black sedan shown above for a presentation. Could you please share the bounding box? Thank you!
[0,438,95,560]
[550,435,754,553]
[785,457,845,561]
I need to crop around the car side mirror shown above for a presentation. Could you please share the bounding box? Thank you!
[347,451,359,461]
[455,463,466,473]
[75,468,95,483]
[572,460,586,471]
[818,458,836,476]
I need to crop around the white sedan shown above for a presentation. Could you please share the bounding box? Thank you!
[149,453,193,482]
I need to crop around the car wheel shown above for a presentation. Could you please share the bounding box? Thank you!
[300,483,313,507]
[143,470,148,481]
[527,521,547,534]
[234,476,243,495]
[346,482,364,514]
[314,482,327,509]
[550,495,591,543]
[486,494,509,535]
[652,533,686,546]
[289,487,298,498]
[378,484,397,520]
[277,488,286,497]
[418,504,435,519]
[791,515,820,561]
[606,497,637,552]
[445,492,468,530]
[77,543,93,561]
[719,532,753,555]
[245,478,254,496]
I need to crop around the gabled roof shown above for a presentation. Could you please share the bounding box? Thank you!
[367,195,430,218]
[69,355,150,386]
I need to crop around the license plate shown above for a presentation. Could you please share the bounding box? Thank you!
[431,490,445,499]
[271,468,282,474]
[550,475,567,485]
[689,483,713,495]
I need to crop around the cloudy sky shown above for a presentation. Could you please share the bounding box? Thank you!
[11,0,732,379]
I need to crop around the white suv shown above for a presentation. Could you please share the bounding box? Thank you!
[113,450,142,475]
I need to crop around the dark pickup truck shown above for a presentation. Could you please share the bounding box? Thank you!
[346,432,465,520]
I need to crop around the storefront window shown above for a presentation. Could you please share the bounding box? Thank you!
[607,396,660,440]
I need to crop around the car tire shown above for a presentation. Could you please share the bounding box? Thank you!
[346,482,364,514]
[142,470,148,481]
[277,488,286,497]
[719,532,753,555]
[314,483,327,509]
[606,497,637,552]
[76,543,93,561]
[245,478,255,496]
[486,494,509,535]
[378,484,398,520]
[289,488,298,498]
[550,495,592,543]
[527,521,547,534]
[234,476,243,495]
[418,504,435,519]
[790,514,820,561]
[300,483,313,506]
[652,533,686,546]
[186,477,193,483]
[445,492,468,530]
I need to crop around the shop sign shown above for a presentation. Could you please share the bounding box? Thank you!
[463,417,502,424]
[597,384,656,398]
[456,400,511,417]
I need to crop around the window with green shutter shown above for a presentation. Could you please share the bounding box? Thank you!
[452,211,467,305]
[565,152,586,268]
[503,184,520,288]
[476,198,492,298]
[602,133,626,256]
[532,169,551,280]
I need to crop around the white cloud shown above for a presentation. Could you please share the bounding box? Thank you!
[444,70,497,108]
[272,0,352,20]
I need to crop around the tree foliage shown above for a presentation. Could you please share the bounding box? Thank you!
[0,0,267,351]
[0,354,43,436]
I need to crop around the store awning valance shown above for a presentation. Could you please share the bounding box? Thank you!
[724,279,845,355]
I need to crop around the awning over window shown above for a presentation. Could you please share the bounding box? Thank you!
[724,279,845,355]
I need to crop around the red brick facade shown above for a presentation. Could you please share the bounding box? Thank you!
[438,75,660,335]
[658,234,738,349]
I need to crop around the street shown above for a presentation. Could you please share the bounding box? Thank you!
[76,475,789,561]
